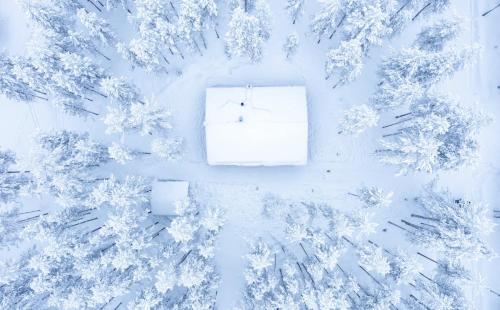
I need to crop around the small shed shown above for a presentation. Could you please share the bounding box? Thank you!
[150,180,189,216]
[204,86,308,166]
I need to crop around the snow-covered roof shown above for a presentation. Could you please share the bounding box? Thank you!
[204,86,308,166]
[150,180,189,216]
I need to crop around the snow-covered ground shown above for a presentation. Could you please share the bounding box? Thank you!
[1,0,500,308]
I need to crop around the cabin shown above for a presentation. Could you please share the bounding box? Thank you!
[204,85,308,166]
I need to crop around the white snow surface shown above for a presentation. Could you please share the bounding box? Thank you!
[0,0,500,309]
[205,86,308,166]
[150,180,189,216]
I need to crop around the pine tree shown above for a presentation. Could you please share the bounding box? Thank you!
[77,8,116,46]
[151,138,183,161]
[30,130,109,206]
[0,149,31,204]
[338,104,379,136]
[357,243,391,277]
[108,142,135,164]
[129,98,173,136]
[310,0,342,43]
[404,183,495,262]
[377,94,490,173]
[225,0,272,63]
[286,0,305,24]
[283,33,300,59]
[325,39,364,87]
[414,18,462,52]
[100,76,141,106]
[0,53,39,101]
[373,45,479,110]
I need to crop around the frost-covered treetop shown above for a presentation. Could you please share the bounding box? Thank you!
[415,17,463,52]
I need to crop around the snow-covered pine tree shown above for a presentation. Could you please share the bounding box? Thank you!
[103,106,130,135]
[353,284,401,309]
[129,98,173,135]
[352,185,394,209]
[105,0,131,12]
[338,104,379,136]
[151,137,183,160]
[357,242,391,277]
[286,0,305,24]
[404,270,468,310]
[117,35,166,73]
[108,142,135,164]
[415,17,462,52]
[0,149,31,204]
[325,39,363,87]
[283,33,299,59]
[177,0,218,48]
[373,44,479,110]
[30,130,109,206]
[412,0,450,21]
[103,98,176,136]
[342,0,395,47]
[225,0,271,63]
[377,93,490,173]
[404,183,496,262]
[320,0,397,86]
[310,0,343,43]
[0,53,41,102]
[77,8,116,46]
[388,249,424,284]
[100,76,141,106]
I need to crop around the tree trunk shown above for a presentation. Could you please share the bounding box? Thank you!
[417,252,438,264]
[301,263,316,289]
[299,242,310,258]
[170,1,178,17]
[391,0,412,20]
[193,39,203,56]
[483,3,500,16]
[87,0,102,12]
[410,214,439,221]
[177,249,192,265]
[6,170,30,174]
[328,13,346,39]
[401,219,422,230]
[64,217,99,229]
[151,226,166,239]
[279,268,288,293]
[382,131,402,138]
[84,85,107,98]
[412,2,431,21]
[359,265,383,287]
[382,117,413,128]
[395,112,412,119]
[200,33,207,49]
[94,49,111,61]
[342,236,355,247]
[387,221,410,232]
[63,103,99,115]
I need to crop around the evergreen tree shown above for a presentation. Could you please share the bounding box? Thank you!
[338,104,379,136]
[377,94,490,173]
[286,0,305,24]
[77,8,116,46]
[415,18,462,52]
[225,0,272,63]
